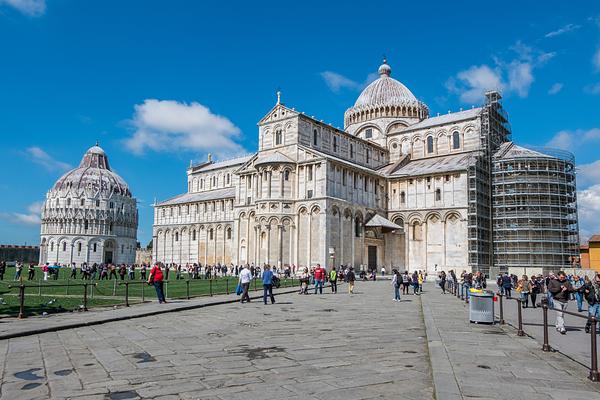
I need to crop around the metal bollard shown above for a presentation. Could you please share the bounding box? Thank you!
[18,284,26,319]
[186,280,190,300]
[590,316,600,381]
[124,282,129,307]
[83,283,89,311]
[516,298,524,336]
[226,278,229,295]
[541,298,551,351]
[209,279,213,296]
[141,282,145,302]
[498,293,505,325]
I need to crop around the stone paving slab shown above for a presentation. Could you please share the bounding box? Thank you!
[0,281,434,399]
[422,284,600,400]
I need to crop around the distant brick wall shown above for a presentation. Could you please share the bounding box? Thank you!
[0,245,40,264]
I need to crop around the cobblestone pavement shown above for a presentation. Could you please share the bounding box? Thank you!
[423,285,600,400]
[0,282,433,400]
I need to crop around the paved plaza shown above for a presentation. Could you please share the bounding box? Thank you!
[2,282,600,399]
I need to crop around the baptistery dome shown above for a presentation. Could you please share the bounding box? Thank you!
[39,144,138,267]
[344,59,429,141]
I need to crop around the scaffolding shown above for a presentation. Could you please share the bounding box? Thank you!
[492,144,579,273]
[467,91,511,275]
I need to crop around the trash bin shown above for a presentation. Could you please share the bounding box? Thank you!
[469,291,495,324]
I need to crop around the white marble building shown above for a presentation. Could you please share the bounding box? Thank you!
[39,144,138,266]
[153,60,513,274]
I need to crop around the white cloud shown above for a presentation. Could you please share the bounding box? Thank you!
[448,42,554,103]
[0,201,43,226]
[26,147,71,172]
[578,184,600,241]
[578,160,600,187]
[124,99,245,157]
[320,71,379,93]
[594,48,600,71]
[0,0,45,16]
[446,65,503,103]
[548,83,563,95]
[584,83,600,94]
[547,128,600,151]
[545,23,581,38]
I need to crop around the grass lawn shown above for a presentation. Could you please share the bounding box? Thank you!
[0,266,300,317]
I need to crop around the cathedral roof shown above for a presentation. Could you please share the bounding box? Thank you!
[401,108,482,132]
[51,144,131,197]
[191,155,253,173]
[254,152,294,166]
[384,153,473,177]
[353,60,419,109]
[365,214,402,230]
[156,187,236,206]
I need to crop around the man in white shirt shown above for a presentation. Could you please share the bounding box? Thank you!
[239,265,252,303]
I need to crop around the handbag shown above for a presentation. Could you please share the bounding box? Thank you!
[236,283,243,295]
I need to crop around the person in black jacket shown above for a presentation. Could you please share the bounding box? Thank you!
[547,271,573,334]
[584,274,600,333]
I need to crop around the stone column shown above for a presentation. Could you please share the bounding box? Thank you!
[278,224,283,268]
[266,225,271,265]
[268,170,272,198]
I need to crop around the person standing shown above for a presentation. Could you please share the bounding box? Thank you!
[401,271,410,295]
[439,271,447,294]
[517,275,530,308]
[262,265,275,305]
[27,264,35,280]
[313,264,325,295]
[0,261,5,280]
[148,263,166,304]
[501,273,512,298]
[530,275,542,308]
[329,268,338,294]
[239,264,252,303]
[299,267,309,295]
[140,264,147,280]
[346,267,356,294]
[547,271,573,334]
[14,262,23,280]
[572,275,585,312]
[164,264,171,281]
[118,264,126,280]
[418,271,425,293]
[128,265,135,280]
[392,269,401,301]
[584,274,600,334]
[42,263,49,281]
[109,264,117,280]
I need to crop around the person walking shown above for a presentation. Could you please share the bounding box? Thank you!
[128,265,135,280]
[530,275,542,308]
[572,275,585,312]
[313,264,326,295]
[517,275,530,308]
[548,271,573,334]
[392,269,401,301]
[299,267,309,295]
[329,268,338,294]
[584,274,600,334]
[439,271,447,294]
[262,265,275,305]
[70,263,77,279]
[239,264,252,303]
[42,263,49,281]
[346,267,356,294]
[501,272,512,298]
[148,263,166,303]
[412,271,420,295]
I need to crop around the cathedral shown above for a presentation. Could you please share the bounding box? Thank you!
[152,60,579,275]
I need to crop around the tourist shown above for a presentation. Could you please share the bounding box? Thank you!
[27,264,35,280]
[14,262,23,280]
[164,264,171,281]
[419,270,425,292]
[439,271,447,294]
[381,266,386,276]
[584,274,600,334]
[473,271,486,289]
[329,267,338,294]
[70,263,77,279]
[401,271,410,295]
[500,272,512,298]
[148,263,166,304]
[572,274,585,312]
[547,271,573,334]
[347,267,356,294]
[314,263,325,295]
[108,264,117,280]
[299,268,309,295]
[128,264,135,280]
[42,263,49,281]
[176,264,182,280]
[517,275,530,308]
[412,271,420,294]
[100,264,108,280]
[118,264,126,280]
[392,269,401,301]
[90,263,98,280]
[0,261,5,280]
[262,265,275,305]
[239,264,252,303]
[530,275,543,308]
[140,264,147,280]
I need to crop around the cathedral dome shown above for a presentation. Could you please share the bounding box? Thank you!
[52,144,131,197]
[344,59,429,131]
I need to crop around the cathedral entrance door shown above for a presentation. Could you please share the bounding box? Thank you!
[104,251,113,264]
[367,246,377,271]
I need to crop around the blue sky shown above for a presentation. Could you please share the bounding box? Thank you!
[0,0,599,246]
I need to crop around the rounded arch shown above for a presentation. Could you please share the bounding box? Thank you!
[407,212,423,225]
[297,205,309,214]
[424,211,442,222]
[343,208,353,219]
[444,211,462,223]
[267,216,280,225]
[310,204,321,214]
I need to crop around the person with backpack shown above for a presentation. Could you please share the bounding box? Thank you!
[584,274,600,334]
[401,271,410,295]
[548,271,573,334]
[262,265,275,305]
[501,272,512,298]
[148,263,166,304]
[391,269,401,301]
[346,267,356,294]
[530,275,542,308]
[329,268,338,294]
[412,271,420,294]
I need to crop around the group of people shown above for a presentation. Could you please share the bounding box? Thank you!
[390,270,426,300]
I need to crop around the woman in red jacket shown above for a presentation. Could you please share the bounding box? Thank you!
[148,263,166,303]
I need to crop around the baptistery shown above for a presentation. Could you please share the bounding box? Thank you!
[39,144,138,266]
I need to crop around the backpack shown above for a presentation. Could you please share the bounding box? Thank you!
[272,275,281,288]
